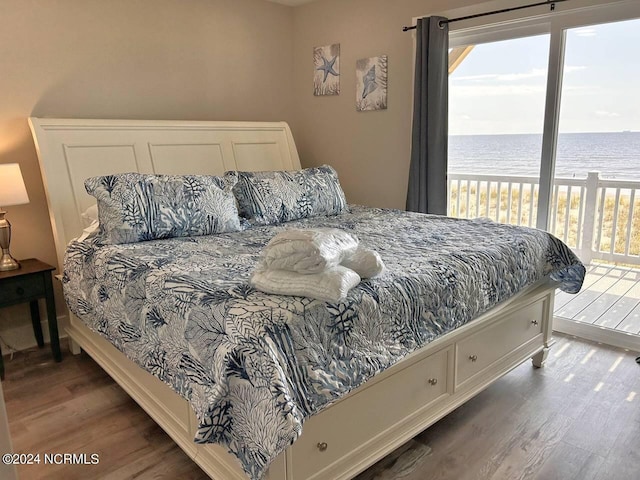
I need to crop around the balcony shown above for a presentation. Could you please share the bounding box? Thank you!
[448,171,640,349]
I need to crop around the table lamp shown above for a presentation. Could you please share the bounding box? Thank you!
[0,163,30,271]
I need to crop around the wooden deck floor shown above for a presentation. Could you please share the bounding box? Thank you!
[555,263,640,335]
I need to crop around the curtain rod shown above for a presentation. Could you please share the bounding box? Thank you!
[402,0,568,31]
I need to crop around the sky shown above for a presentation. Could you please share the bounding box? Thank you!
[449,17,640,136]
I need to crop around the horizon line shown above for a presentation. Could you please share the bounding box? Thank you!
[449,130,637,136]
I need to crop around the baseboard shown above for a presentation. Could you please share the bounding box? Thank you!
[554,316,640,353]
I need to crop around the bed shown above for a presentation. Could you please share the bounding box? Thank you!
[29,117,584,480]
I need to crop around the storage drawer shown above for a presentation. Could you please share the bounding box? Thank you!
[456,297,544,387]
[289,347,450,480]
[0,274,45,304]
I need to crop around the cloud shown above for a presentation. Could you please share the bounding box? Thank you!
[454,66,587,85]
[450,84,601,99]
[595,110,620,117]
[574,28,597,37]
[453,68,547,82]
[498,68,547,81]
[451,85,545,97]
[452,73,498,82]
[561,85,603,96]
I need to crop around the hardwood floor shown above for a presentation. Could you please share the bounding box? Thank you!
[3,334,640,480]
[3,345,206,480]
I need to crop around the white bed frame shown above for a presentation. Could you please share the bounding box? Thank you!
[29,117,555,480]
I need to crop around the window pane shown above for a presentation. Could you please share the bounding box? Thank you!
[448,34,550,226]
[554,18,640,264]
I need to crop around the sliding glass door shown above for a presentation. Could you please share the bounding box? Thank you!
[447,1,640,348]
[552,17,640,339]
[554,18,640,263]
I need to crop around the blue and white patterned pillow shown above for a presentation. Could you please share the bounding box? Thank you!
[85,173,242,244]
[227,165,349,225]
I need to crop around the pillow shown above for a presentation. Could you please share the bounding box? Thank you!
[228,165,348,225]
[85,172,241,244]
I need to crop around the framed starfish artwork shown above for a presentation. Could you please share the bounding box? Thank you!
[356,55,388,112]
[314,44,340,96]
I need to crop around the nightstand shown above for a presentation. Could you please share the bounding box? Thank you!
[0,259,62,379]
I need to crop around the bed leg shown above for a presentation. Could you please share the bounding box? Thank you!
[532,347,549,368]
[69,338,81,355]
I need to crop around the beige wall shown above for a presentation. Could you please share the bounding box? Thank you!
[0,0,293,347]
[0,0,501,350]
[291,0,493,209]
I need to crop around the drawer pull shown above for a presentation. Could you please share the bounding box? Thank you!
[16,287,25,296]
[428,378,438,386]
[469,354,478,362]
[317,442,328,452]
[531,319,539,326]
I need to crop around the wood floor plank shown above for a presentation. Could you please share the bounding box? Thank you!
[555,267,630,321]
[487,410,573,480]
[3,346,208,480]
[591,411,640,480]
[554,264,613,311]
[561,402,623,456]
[593,271,640,329]
[554,263,640,339]
[613,297,640,334]
[533,441,603,480]
[573,269,640,325]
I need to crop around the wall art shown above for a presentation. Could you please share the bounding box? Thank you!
[314,44,340,96]
[356,55,388,111]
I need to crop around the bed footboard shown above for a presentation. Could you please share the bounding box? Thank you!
[66,281,554,480]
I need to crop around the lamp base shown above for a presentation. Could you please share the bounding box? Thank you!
[0,212,20,271]
[0,251,20,271]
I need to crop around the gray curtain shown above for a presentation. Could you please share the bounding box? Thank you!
[406,16,449,215]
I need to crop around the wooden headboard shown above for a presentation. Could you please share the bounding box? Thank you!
[29,118,302,270]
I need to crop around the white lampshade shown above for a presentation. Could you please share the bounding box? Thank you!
[0,163,29,207]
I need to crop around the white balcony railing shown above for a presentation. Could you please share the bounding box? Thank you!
[448,171,640,265]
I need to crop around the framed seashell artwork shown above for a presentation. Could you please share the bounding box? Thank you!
[356,55,388,111]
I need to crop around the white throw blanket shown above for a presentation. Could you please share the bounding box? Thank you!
[342,246,385,279]
[250,265,361,303]
[262,228,359,274]
[251,228,385,302]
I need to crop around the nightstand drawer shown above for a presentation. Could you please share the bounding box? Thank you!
[0,274,45,304]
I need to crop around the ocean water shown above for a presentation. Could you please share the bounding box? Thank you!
[449,132,640,180]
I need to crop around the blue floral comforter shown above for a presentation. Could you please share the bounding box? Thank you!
[63,206,585,479]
